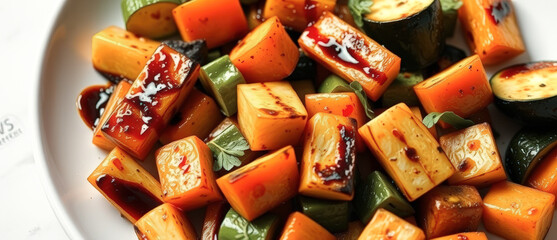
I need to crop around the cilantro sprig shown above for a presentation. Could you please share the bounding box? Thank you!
[208,136,249,171]
[348,0,373,28]
[349,81,375,119]
[423,111,475,129]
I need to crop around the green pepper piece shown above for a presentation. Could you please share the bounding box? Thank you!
[200,55,246,116]
[218,208,280,240]
[318,75,352,93]
[290,80,315,102]
[354,171,415,224]
[381,72,423,108]
[299,196,349,233]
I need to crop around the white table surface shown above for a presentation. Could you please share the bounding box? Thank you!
[0,0,69,239]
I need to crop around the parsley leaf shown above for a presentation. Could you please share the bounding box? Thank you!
[440,0,463,12]
[349,81,375,119]
[348,0,373,28]
[423,111,475,129]
[208,135,249,171]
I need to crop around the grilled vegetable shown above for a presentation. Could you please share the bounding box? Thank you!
[299,113,357,200]
[201,202,229,240]
[162,39,208,65]
[237,82,307,151]
[218,208,280,240]
[505,126,557,184]
[207,123,251,172]
[92,81,131,150]
[298,12,401,101]
[414,54,492,128]
[490,61,557,124]
[358,103,455,201]
[458,0,525,65]
[439,123,507,187]
[279,212,336,240]
[91,26,159,81]
[230,16,299,83]
[263,0,336,31]
[156,136,222,210]
[216,146,299,221]
[483,181,555,240]
[381,72,423,108]
[417,185,482,238]
[299,196,350,233]
[87,147,163,223]
[134,203,197,240]
[527,147,557,196]
[173,0,248,49]
[159,89,223,144]
[102,44,199,159]
[354,171,414,224]
[359,208,426,240]
[430,232,488,240]
[199,55,246,116]
[121,0,180,39]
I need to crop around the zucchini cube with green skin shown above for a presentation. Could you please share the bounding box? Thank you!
[299,196,349,233]
[218,208,280,240]
[121,0,181,39]
[200,55,245,116]
[134,203,197,240]
[381,72,423,108]
[354,171,414,224]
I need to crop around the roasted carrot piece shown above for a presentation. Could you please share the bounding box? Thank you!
[155,136,222,210]
[87,147,163,223]
[358,208,426,240]
[483,181,555,240]
[413,55,493,128]
[528,147,557,195]
[216,145,299,221]
[279,212,336,240]
[102,44,199,159]
[92,81,131,150]
[159,89,223,144]
[299,113,357,201]
[459,0,525,65]
[237,82,308,151]
[91,26,159,80]
[172,0,248,49]
[134,203,197,240]
[201,202,229,240]
[430,232,488,240]
[358,103,455,201]
[263,0,336,32]
[298,12,400,101]
[230,16,299,83]
[417,185,483,239]
[440,123,507,187]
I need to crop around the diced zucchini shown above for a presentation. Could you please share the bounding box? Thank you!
[121,0,181,39]
[299,196,349,233]
[218,208,280,240]
[200,55,245,116]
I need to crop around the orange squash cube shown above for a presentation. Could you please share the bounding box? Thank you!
[279,212,336,240]
[440,123,507,187]
[528,147,557,195]
[217,145,299,221]
[102,44,199,159]
[156,136,222,210]
[92,81,131,150]
[298,12,400,101]
[483,181,555,240]
[263,0,336,32]
[237,82,308,151]
[358,103,455,201]
[430,232,488,240]
[134,203,197,240]
[299,113,357,201]
[230,16,299,83]
[159,89,223,144]
[87,147,163,223]
[358,208,425,240]
[172,0,248,49]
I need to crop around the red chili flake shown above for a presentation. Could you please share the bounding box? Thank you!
[342,104,354,117]
[112,158,124,171]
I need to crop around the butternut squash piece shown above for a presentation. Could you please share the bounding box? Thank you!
[358,103,455,201]
[134,203,197,240]
[459,0,525,65]
[430,232,488,240]
[299,113,357,201]
[230,16,299,83]
[159,89,223,144]
[358,208,425,240]
[92,26,159,80]
[298,12,401,101]
[279,212,336,240]
[413,55,493,128]
[102,44,199,159]
[440,123,507,187]
[93,81,131,150]
[87,147,163,223]
[528,147,557,195]
[155,136,222,210]
[263,0,336,32]
[172,0,248,49]
[237,82,308,151]
[483,181,555,240]
[417,185,483,239]
[216,145,299,221]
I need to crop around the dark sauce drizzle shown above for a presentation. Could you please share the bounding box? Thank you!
[77,84,114,130]
[313,124,355,186]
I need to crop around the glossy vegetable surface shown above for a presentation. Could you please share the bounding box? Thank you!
[121,0,180,39]
[218,208,280,240]
[358,208,426,240]
[430,232,488,240]
[279,212,336,240]
[263,0,336,32]
[528,147,557,196]
[134,203,197,240]
[201,202,229,240]
[299,196,350,233]
[91,81,131,150]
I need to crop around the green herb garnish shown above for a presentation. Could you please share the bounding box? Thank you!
[348,0,373,28]
[423,111,475,129]
[440,0,463,11]
[349,81,375,119]
[208,136,249,171]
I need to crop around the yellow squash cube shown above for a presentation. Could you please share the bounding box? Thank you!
[358,208,425,240]
[135,203,197,240]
